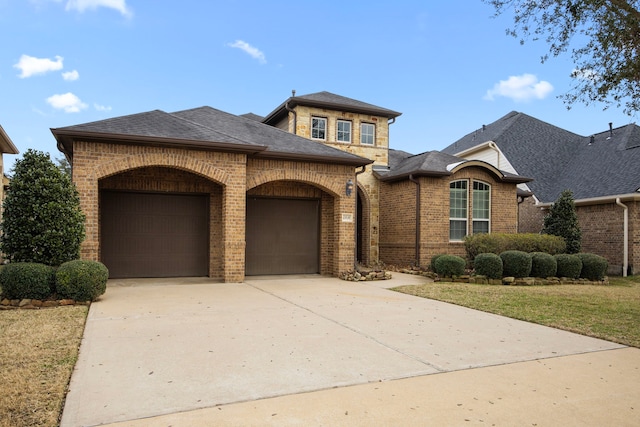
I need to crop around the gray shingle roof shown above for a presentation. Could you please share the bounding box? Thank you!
[442,111,640,202]
[262,91,402,125]
[378,148,530,183]
[53,106,372,166]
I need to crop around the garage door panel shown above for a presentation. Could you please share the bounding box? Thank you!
[101,191,209,278]
[246,197,319,275]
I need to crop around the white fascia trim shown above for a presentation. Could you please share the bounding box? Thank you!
[453,140,495,157]
[536,192,640,207]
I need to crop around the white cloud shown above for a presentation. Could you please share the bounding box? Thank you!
[94,103,112,112]
[227,40,266,64]
[14,54,64,78]
[65,0,132,18]
[46,92,88,113]
[62,69,79,81]
[484,74,553,102]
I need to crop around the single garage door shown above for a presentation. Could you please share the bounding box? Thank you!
[101,191,209,278]
[246,197,320,275]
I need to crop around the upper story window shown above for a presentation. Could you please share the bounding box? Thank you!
[360,123,375,145]
[449,180,468,241]
[472,181,491,234]
[336,120,352,143]
[450,179,492,241]
[311,117,327,140]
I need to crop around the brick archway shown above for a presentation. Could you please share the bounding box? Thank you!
[247,169,341,197]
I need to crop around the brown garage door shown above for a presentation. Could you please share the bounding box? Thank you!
[101,191,209,278]
[246,197,319,275]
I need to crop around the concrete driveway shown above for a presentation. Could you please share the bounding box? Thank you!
[60,274,638,426]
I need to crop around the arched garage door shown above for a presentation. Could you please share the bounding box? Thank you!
[246,197,320,275]
[101,191,209,278]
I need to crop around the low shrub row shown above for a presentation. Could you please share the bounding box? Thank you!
[464,233,566,260]
[0,260,109,301]
[431,251,608,281]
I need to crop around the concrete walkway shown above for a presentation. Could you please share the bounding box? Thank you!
[60,273,639,426]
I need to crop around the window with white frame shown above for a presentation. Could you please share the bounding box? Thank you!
[311,117,327,140]
[450,180,491,240]
[336,120,352,143]
[360,123,375,145]
[449,180,468,241]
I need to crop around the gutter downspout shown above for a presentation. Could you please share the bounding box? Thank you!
[616,198,629,277]
[409,174,420,267]
[285,99,297,135]
[354,166,366,269]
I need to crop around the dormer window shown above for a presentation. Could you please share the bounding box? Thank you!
[311,117,327,140]
[337,120,352,143]
[361,123,375,145]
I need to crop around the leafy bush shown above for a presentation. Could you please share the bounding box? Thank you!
[1,149,85,266]
[429,254,446,272]
[55,260,109,301]
[464,233,565,260]
[500,250,532,278]
[473,253,503,279]
[530,252,557,278]
[0,262,55,300]
[433,255,466,277]
[543,190,582,253]
[577,253,608,281]
[554,254,583,279]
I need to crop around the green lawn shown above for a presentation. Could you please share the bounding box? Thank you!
[393,275,640,348]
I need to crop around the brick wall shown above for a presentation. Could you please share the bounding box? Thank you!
[379,166,519,268]
[518,196,545,233]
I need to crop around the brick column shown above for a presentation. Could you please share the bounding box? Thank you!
[335,195,356,275]
[222,174,246,282]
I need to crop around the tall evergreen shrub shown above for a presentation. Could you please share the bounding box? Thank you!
[543,190,581,254]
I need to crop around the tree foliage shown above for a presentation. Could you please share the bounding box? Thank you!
[1,149,85,266]
[543,189,582,254]
[484,0,640,114]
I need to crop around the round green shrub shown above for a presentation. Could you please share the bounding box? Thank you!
[530,252,557,278]
[55,260,109,301]
[433,255,466,277]
[429,254,446,272]
[577,253,608,281]
[499,250,532,278]
[473,253,503,279]
[0,262,56,300]
[554,254,582,279]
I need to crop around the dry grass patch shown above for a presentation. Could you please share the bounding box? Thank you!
[393,276,640,348]
[0,306,88,427]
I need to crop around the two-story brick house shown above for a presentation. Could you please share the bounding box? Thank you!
[52,92,529,280]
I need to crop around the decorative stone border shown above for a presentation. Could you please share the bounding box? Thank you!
[396,269,610,286]
[340,270,392,281]
[0,298,90,310]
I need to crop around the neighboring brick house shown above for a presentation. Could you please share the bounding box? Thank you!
[52,92,529,280]
[442,111,640,275]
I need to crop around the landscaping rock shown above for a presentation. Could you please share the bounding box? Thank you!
[59,299,76,306]
[19,299,32,307]
[502,277,515,285]
[1,298,10,306]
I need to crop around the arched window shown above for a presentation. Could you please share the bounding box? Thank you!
[450,180,491,241]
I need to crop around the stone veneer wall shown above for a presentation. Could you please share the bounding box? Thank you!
[380,167,519,268]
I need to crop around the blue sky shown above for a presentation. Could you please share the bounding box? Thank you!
[0,0,636,172]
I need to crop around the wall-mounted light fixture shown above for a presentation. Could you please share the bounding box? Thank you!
[345,179,354,197]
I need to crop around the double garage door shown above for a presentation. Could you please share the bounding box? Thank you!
[101,192,320,278]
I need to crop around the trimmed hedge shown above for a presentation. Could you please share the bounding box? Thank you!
[464,233,566,260]
[55,260,109,302]
[578,253,608,281]
[530,252,557,278]
[555,254,582,279]
[433,255,466,277]
[500,250,532,278]
[473,253,503,279]
[0,262,56,300]
[429,254,446,272]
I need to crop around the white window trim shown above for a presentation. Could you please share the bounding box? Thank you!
[311,117,327,141]
[472,180,491,234]
[449,179,469,242]
[360,122,375,145]
[336,119,352,143]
